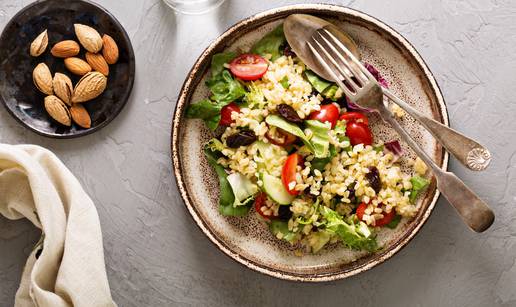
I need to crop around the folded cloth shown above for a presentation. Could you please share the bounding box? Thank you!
[0,144,116,307]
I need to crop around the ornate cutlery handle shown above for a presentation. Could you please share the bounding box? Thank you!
[383,89,491,171]
[377,107,494,232]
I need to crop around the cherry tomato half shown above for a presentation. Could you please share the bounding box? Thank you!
[346,121,373,146]
[255,192,273,219]
[339,111,369,125]
[281,153,303,196]
[219,103,240,126]
[356,202,395,227]
[265,126,297,146]
[356,202,367,221]
[308,104,340,128]
[229,54,268,81]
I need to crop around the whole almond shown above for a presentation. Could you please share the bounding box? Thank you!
[52,73,73,105]
[51,40,80,58]
[64,57,91,76]
[33,63,53,95]
[102,34,119,64]
[85,52,109,76]
[70,104,91,128]
[44,95,71,126]
[74,24,103,53]
[72,71,107,103]
[30,30,48,57]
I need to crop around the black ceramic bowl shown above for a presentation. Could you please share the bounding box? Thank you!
[0,0,135,138]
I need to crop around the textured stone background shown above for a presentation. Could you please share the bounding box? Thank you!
[1,0,515,306]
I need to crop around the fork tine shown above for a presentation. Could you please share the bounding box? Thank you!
[314,30,368,84]
[310,37,361,92]
[306,40,355,98]
[320,28,377,82]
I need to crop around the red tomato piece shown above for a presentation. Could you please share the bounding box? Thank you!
[229,54,268,81]
[254,192,273,219]
[374,209,395,227]
[219,103,240,126]
[356,202,395,227]
[346,121,373,146]
[281,153,303,196]
[339,111,369,125]
[356,202,367,221]
[265,126,297,146]
[308,104,340,128]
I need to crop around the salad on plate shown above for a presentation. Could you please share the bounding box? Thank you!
[186,23,430,254]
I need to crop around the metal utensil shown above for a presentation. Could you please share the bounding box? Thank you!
[306,28,494,232]
[284,14,491,171]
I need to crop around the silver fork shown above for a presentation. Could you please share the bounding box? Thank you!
[307,28,494,232]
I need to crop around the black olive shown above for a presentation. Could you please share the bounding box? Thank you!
[365,166,382,193]
[283,45,297,58]
[226,130,257,148]
[276,104,302,123]
[278,205,293,221]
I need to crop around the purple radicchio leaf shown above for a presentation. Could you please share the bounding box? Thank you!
[363,62,389,88]
[384,140,404,163]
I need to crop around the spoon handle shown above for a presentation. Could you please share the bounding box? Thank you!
[377,106,494,232]
[383,89,491,171]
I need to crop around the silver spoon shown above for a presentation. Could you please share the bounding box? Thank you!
[284,14,491,172]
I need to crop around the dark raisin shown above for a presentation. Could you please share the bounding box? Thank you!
[365,166,382,193]
[278,205,293,221]
[276,104,302,123]
[283,45,297,58]
[348,186,357,203]
[226,130,257,148]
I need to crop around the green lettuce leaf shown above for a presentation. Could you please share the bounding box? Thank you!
[185,99,223,130]
[251,25,286,60]
[265,115,330,158]
[279,76,289,89]
[304,70,341,100]
[311,145,337,171]
[320,206,378,252]
[226,173,259,205]
[204,147,251,216]
[211,52,236,76]
[206,70,246,105]
[409,175,430,203]
[305,120,331,158]
[269,220,297,243]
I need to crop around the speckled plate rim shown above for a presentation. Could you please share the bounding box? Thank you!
[0,0,136,139]
[171,4,449,282]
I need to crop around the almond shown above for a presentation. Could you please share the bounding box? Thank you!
[51,40,80,58]
[74,24,103,53]
[72,71,107,103]
[44,95,71,126]
[102,34,119,64]
[85,52,109,76]
[64,57,91,76]
[33,63,53,95]
[30,30,48,57]
[52,73,73,105]
[70,104,91,128]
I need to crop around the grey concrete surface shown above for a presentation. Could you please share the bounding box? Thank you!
[1,0,515,306]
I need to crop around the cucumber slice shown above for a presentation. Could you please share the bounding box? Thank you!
[261,172,295,205]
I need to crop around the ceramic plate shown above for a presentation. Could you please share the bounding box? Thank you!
[0,0,135,138]
[172,4,449,281]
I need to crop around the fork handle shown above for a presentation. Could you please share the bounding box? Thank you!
[383,89,491,171]
[377,106,494,232]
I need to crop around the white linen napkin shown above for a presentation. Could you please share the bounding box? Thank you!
[0,144,116,307]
